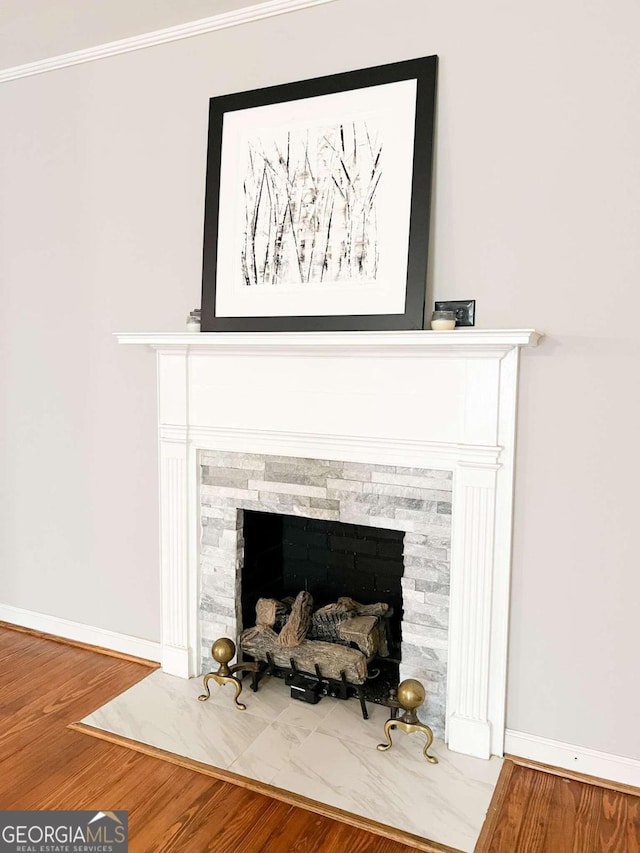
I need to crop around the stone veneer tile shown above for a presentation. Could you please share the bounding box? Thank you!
[404,622,448,642]
[341,462,399,480]
[298,507,341,520]
[403,532,429,544]
[265,459,342,480]
[202,467,259,487]
[248,480,328,498]
[407,569,448,584]
[395,507,451,525]
[423,592,449,607]
[415,580,450,595]
[419,646,448,664]
[326,478,363,493]
[337,512,411,531]
[201,527,222,547]
[201,578,237,599]
[424,534,451,547]
[272,472,335,487]
[376,475,454,493]
[257,492,311,506]
[201,596,235,620]
[309,498,340,510]
[201,543,237,560]
[202,485,260,501]
[401,522,452,538]
[200,554,237,577]
[201,453,267,470]
[201,516,226,530]
[394,466,452,480]
[365,482,447,502]
[402,643,448,670]
[403,588,427,604]
[264,456,343,471]
[201,505,233,520]
[404,555,440,570]
[404,604,449,630]
[353,492,436,512]
[404,543,448,561]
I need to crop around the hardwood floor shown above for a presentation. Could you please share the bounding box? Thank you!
[1,625,639,852]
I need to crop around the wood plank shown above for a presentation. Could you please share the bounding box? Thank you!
[134,781,284,853]
[572,778,603,852]
[599,786,631,853]
[514,765,556,850]
[547,772,580,853]
[474,760,516,853]
[484,762,534,851]
[626,795,640,853]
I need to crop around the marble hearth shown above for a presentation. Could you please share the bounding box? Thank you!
[80,668,503,852]
[117,329,541,759]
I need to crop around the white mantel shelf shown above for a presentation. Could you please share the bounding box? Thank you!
[115,329,542,357]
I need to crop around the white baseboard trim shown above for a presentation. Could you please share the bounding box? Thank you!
[0,0,337,84]
[0,602,161,663]
[505,728,640,788]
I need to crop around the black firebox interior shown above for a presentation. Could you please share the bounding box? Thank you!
[241,510,404,662]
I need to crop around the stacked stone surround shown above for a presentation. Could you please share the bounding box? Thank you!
[199,451,452,737]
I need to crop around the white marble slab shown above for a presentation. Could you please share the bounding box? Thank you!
[80,671,502,852]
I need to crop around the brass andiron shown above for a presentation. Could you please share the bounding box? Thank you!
[377,678,438,764]
[198,637,259,711]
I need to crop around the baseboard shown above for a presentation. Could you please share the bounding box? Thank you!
[505,729,640,789]
[0,603,161,664]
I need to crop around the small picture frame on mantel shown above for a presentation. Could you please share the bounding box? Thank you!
[200,56,438,332]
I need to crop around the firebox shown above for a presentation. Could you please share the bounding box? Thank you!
[241,511,404,653]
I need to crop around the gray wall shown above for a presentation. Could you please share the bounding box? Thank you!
[1,0,639,759]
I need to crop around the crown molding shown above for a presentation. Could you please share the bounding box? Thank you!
[0,0,337,84]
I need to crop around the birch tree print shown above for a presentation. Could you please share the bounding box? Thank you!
[241,121,382,287]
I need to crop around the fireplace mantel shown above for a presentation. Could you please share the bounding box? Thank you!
[115,328,540,357]
[116,328,542,760]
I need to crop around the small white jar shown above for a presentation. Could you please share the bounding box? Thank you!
[186,312,201,333]
[430,310,456,330]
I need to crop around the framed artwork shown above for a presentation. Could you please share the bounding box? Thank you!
[201,56,438,332]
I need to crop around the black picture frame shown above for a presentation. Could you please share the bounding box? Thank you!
[201,56,438,332]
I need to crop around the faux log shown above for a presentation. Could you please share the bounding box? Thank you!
[240,625,368,683]
[337,597,390,617]
[276,591,313,647]
[255,598,288,628]
[337,616,381,658]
